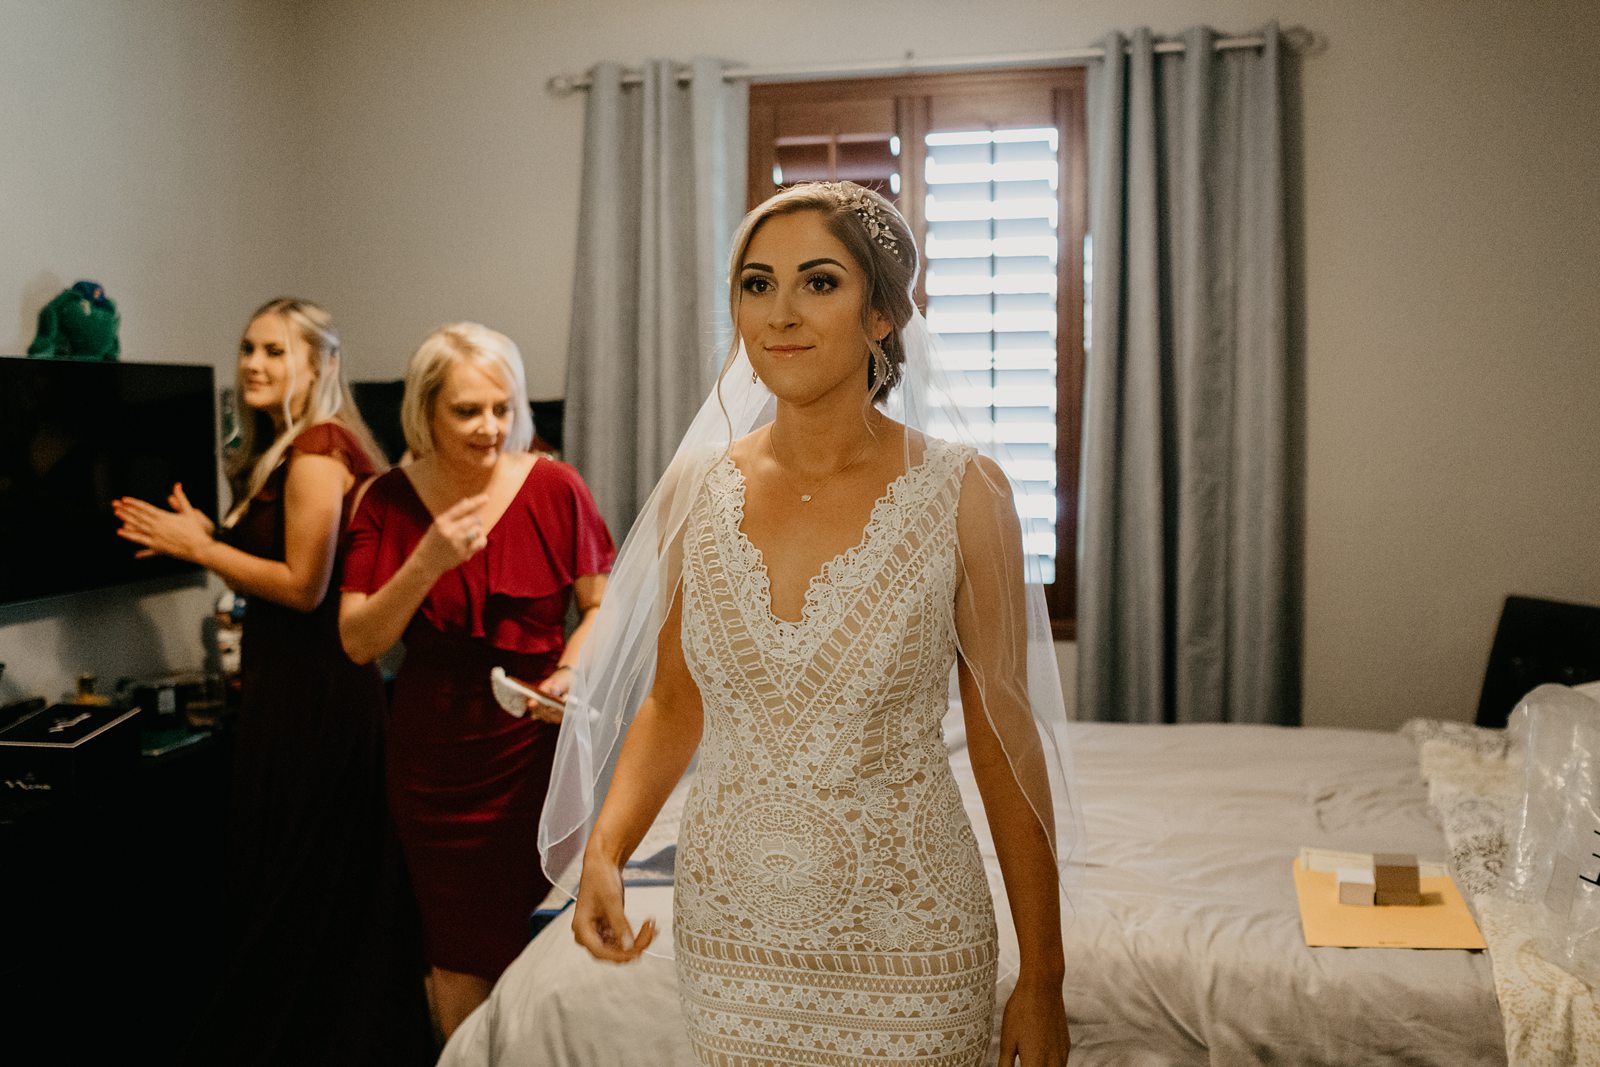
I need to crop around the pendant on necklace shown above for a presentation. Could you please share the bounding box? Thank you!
[800,494,812,502]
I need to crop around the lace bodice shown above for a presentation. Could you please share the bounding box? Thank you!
[672,437,998,1065]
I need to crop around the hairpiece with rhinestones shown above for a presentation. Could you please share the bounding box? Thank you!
[827,183,904,261]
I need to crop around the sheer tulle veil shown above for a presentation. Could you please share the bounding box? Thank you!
[538,183,1082,977]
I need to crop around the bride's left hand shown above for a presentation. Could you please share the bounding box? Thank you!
[998,972,1070,1066]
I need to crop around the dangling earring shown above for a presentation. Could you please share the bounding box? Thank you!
[867,338,888,395]
[751,368,759,384]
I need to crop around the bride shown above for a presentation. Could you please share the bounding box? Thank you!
[549,181,1075,1066]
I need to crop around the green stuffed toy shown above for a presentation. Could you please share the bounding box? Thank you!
[28,280,120,360]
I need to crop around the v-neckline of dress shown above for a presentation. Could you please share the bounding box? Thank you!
[721,443,940,629]
[397,456,539,543]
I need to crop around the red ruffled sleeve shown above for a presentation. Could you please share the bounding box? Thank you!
[476,459,615,653]
[341,469,424,596]
[339,460,614,657]
[290,421,377,478]
[483,460,615,600]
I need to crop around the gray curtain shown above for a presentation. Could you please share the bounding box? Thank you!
[564,58,747,536]
[1079,24,1299,725]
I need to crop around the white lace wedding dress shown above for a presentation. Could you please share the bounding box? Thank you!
[674,438,998,1066]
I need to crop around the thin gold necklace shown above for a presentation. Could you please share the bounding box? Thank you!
[767,428,873,504]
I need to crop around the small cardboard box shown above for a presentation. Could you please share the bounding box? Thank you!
[0,703,142,814]
[1374,852,1422,906]
[1337,866,1375,906]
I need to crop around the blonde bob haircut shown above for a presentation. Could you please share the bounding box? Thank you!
[400,322,534,459]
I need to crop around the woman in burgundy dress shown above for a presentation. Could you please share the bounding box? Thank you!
[113,298,432,1064]
[340,322,614,1038]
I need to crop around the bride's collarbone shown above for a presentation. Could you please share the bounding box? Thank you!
[737,473,889,586]
[742,457,882,518]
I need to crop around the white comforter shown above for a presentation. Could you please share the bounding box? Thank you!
[443,722,1505,1066]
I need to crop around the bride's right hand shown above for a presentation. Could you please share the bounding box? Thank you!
[573,848,656,963]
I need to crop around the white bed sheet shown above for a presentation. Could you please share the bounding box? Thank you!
[442,721,1505,1066]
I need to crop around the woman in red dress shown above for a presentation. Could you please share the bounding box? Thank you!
[113,298,433,1065]
[340,322,614,1038]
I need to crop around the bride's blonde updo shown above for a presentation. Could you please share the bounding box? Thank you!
[724,181,918,401]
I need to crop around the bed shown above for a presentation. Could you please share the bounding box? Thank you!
[441,713,1508,1066]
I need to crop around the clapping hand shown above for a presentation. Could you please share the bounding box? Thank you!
[167,483,214,536]
[416,494,491,575]
[113,482,214,562]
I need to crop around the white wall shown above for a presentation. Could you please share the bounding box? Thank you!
[1293,3,1600,730]
[5,0,1597,731]
[0,0,304,705]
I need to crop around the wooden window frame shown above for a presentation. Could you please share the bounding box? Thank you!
[749,69,1087,640]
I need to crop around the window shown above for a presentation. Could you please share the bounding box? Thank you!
[749,70,1088,637]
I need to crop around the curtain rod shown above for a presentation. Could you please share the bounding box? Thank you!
[546,26,1318,96]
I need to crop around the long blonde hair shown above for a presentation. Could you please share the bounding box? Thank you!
[223,298,386,527]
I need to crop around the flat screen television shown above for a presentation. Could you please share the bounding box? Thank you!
[0,356,218,606]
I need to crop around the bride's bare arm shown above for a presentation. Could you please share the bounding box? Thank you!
[573,583,703,963]
[953,454,1070,1067]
